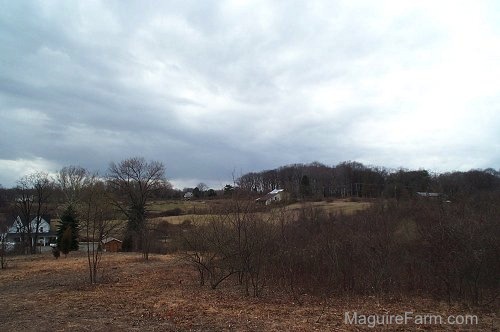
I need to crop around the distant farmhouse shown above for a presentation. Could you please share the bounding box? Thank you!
[256,189,285,205]
[4,216,57,247]
[183,192,193,200]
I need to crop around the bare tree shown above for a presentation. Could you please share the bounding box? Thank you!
[14,172,54,254]
[182,196,278,297]
[29,172,54,253]
[0,184,6,208]
[196,182,208,198]
[107,157,168,260]
[1,217,10,269]
[13,178,34,254]
[57,165,89,205]
[80,174,117,284]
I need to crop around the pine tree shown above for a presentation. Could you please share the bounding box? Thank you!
[57,205,79,252]
[60,227,72,257]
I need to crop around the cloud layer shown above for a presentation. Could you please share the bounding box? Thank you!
[1,0,499,188]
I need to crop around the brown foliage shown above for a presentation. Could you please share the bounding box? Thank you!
[181,194,499,306]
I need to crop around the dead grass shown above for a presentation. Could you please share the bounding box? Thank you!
[0,252,497,331]
[284,199,372,215]
[148,200,226,214]
[152,214,205,225]
[150,199,371,225]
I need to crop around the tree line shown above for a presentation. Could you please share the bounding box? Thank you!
[237,161,500,200]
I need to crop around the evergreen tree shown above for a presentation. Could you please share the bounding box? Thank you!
[192,187,201,198]
[223,184,234,196]
[57,205,79,252]
[60,227,72,257]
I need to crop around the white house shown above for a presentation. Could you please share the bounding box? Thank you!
[5,216,56,247]
[256,189,285,205]
[183,192,193,200]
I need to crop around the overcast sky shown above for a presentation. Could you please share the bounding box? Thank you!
[1,0,499,189]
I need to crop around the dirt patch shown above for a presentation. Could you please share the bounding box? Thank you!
[0,252,497,331]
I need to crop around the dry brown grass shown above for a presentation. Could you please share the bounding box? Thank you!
[151,199,371,225]
[152,214,205,225]
[285,199,372,215]
[0,252,497,331]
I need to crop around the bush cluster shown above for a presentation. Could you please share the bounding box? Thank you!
[181,194,499,305]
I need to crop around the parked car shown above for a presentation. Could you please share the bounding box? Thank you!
[0,241,16,252]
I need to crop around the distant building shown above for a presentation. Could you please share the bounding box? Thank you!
[102,237,122,252]
[416,192,450,202]
[256,189,285,205]
[416,192,442,198]
[4,216,56,247]
[183,192,193,200]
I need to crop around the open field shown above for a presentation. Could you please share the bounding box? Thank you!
[0,252,497,331]
[284,199,372,215]
[148,200,218,214]
[150,199,372,225]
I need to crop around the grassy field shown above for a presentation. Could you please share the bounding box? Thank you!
[149,198,372,225]
[0,252,496,331]
[148,199,226,214]
[152,214,206,225]
[284,199,372,215]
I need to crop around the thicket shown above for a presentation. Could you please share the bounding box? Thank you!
[181,193,499,306]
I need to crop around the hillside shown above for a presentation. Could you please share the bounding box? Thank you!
[0,252,496,331]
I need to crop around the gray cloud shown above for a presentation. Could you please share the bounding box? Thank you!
[1,0,499,188]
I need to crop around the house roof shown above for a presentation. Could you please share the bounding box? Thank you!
[6,216,52,234]
[256,189,284,202]
[269,189,284,194]
[6,215,52,227]
[102,237,122,244]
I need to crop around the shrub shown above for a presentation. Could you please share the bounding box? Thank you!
[181,194,500,305]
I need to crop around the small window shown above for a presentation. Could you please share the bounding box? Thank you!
[40,227,43,233]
